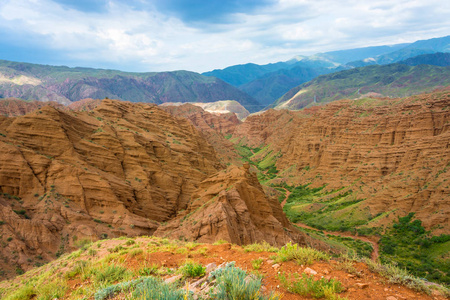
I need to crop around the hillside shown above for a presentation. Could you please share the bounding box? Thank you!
[230,90,450,285]
[273,63,450,110]
[0,60,262,112]
[240,66,332,106]
[399,52,450,67]
[0,237,448,300]
[0,99,306,279]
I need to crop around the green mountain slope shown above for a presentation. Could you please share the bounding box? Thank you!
[273,63,450,110]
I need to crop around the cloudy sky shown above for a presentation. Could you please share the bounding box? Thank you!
[0,0,449,72]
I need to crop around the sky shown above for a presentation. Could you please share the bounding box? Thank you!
[0,0,449,73]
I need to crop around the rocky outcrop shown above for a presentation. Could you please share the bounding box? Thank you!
[160,103,242,165]
[0,99,223,277]
[233,89,450,233]
[154,164,303,246]
[0,98,64,116]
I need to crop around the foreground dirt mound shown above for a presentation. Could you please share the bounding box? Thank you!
[233,90,450,233]
[0,237,447,300]
[0,99,222,278]
[155,164,303,246]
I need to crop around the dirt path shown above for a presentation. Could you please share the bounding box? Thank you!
[280,187,291,207]
[280,189,379,261]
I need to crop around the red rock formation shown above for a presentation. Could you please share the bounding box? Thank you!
[233,90,450,233]
[0,99,222,277]
[0,98,64,116]
[154,164,303,246]
[160,103,242,165]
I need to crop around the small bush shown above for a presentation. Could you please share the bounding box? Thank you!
[180,262,205,278]
[94,277,146,300]
[244,241,279,253]
[128,248,143,258]
[213,239,229,245]
[251,258,264,270]
[132,276,192,300]
[36,279,67,300]
[362,258,431,294]
[277,242,329,265]
[2,285,35,300]
[93,264,130,285]
[138,264,159,276]
[209,262,279,300]
[279,273,344,299]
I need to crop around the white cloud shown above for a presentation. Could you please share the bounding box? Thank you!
[0,0,449,72]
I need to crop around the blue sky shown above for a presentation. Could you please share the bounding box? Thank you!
[0,0,449,72]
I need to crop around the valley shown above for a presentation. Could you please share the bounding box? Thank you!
[0,43,449,299]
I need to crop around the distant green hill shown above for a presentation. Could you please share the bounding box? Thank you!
[0,60,262,112]
[399,52,450,67]
[273,63,450,110]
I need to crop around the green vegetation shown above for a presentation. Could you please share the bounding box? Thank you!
[282,184,372,232]
[209,262,279,300]
[279,273,346,299]
[380,213,450,285]
[179,262,205,278]
[243,241,279,253]
[277,242,329,265]
[274,63,450,109]
[131,277,192,300]
[235,143,281,182]
[326,235,373,258]
[251,258,264,270]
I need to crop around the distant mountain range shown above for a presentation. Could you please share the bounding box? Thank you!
[0,60,262,112]
[203,35,450,106]
[272,56,450,110]
[0,35,449,113]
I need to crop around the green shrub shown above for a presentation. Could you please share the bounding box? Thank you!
[244,241,278,253]
[180,262,205,278]
[94,277,147,300]
[251,258,264,270]
[279,273,344,299]
[138,264,159,276]
[277,242,329,265]
[93,264,130,285]
[36,279,67,300]
[362,258,430,294]
[132,276,192,300]
[65,260,90,279]
[209,262,279,300]
[2,285,35,300]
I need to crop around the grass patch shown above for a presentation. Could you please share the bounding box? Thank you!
[179,262,205,278]
[277,242,329,265]
[380,212,450,285]
[279,273,346,299]
[251,259,264,270]
[243,241,279,253]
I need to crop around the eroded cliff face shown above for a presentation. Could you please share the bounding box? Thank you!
[160,103,242,165]
[0,99,222,277]
[0,98,64,116]
[154,164,303,246]
[233,90,450,233]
